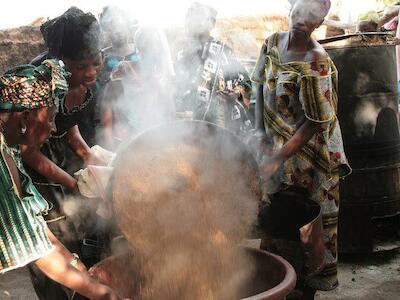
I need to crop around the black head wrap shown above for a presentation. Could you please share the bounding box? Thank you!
[40,7,101,61]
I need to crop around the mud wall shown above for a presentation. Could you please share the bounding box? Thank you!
[0,26,44,73]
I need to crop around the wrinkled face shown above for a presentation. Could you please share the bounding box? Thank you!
[63,54,103,88]
[24,106,57,147]
[289,0,328,35]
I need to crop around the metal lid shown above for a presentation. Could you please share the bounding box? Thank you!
[319,32,400,49]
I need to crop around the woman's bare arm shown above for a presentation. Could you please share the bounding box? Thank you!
[67,125,93,163]
[34,228,127,299]
[101,106,115,149]
[68,125,108,166]
[34,250,126,300]
[46,228,74,261]
[261,120,321,176]
[46,228,86,272]
[21,145,78,191]
[255,84,265,132]
[279,120,321,160]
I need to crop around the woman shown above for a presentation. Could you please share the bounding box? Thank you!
[174,2,253,134]
[100,27,175,149]
[25,7,104,191]
[251,0,350,299]
[22,7,109,299]
[98,6,138,88]
[0,59,126,300]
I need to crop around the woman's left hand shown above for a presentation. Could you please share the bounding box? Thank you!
[259,154,284,180]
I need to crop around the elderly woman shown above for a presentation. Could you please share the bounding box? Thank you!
[0,60,126,300]
[252,0,350,299]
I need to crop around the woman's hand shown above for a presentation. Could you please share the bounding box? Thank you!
[259,154,284,180]
[34,246,130,300]
[95,286,130,300]
[245,129,273,162]
[89,267,130,300]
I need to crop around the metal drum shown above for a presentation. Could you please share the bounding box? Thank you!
[320,33,400,253]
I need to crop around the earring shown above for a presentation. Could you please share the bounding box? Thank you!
[21,126,26,135]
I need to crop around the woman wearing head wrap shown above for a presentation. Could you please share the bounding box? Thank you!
[25,7,104,193]
[22,7,109,300]
[99,26,176,149]
[252,0,351,299]
[174,2,253,134]
[0,60,126,300]
[98,6,138,87]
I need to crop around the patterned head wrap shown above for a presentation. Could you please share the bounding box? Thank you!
[0,59,70,112]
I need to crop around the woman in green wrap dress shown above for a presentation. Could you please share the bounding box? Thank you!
[252,0,351,299]
[0,60,126,300]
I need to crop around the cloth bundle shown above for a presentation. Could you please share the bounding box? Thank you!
[74,145,116,198]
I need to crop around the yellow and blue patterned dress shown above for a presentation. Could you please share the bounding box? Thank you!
[0,133,54,273]
[252,33,351,290]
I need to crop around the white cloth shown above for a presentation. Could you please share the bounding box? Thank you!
[74,145,116,198]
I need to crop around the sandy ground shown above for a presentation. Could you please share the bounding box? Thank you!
[1,250,399,300]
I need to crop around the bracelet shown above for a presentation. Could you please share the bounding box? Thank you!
[69,253,80,269]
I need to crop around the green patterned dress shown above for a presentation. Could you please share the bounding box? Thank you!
[0,133,54,273]
[252,33,351,290]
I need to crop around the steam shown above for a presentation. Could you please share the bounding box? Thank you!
[90,5,264,299]
[353,96,399,141]
[110,123,260,299]
[353,101,380,138]
[40,1,395,299]
[96,25,175,150]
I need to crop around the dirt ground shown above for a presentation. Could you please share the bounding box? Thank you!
[0,267,39,300]
[1,249,399,300]
[316,249,400,300]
